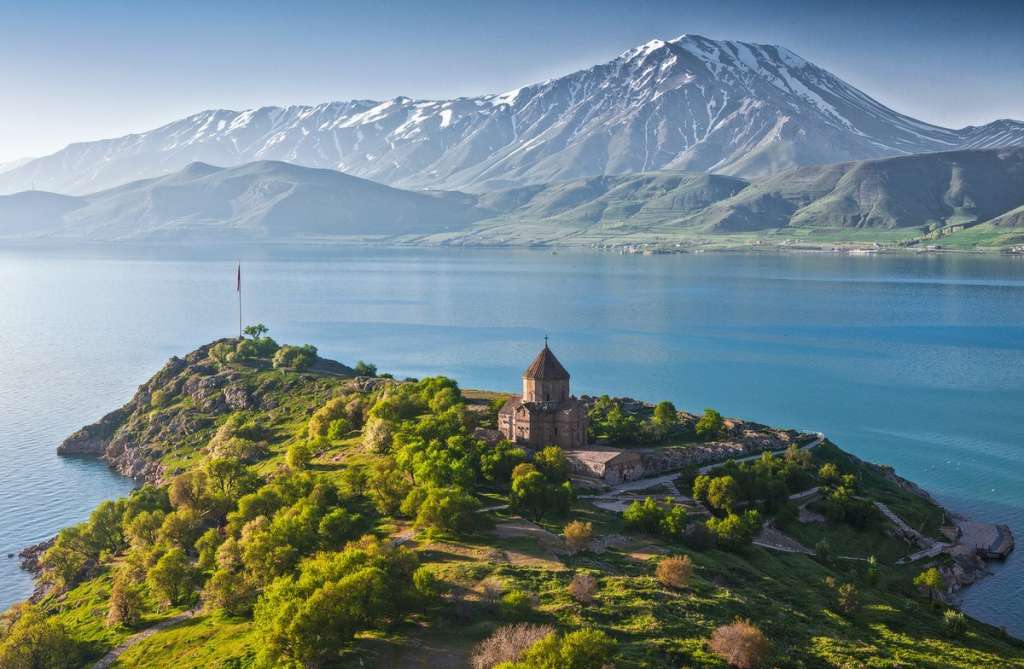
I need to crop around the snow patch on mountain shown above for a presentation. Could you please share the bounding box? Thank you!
[1,34,1021,195]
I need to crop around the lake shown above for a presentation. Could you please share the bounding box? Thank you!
[0,245,1021,635]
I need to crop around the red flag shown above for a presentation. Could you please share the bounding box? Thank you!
[236,263,241,292]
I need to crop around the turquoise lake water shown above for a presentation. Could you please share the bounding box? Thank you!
[0,246,1021,635]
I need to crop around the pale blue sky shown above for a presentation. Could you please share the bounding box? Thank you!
[1,0,1021,162]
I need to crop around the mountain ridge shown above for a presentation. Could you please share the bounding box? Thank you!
[1,33,1021,196]
[2,147,1022,248]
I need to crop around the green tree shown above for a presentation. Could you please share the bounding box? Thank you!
[481,441,527,482]
[202,569,258,617]
[367,458,412,516]
[511,470,550,521]
[0,604,81,669]
[652,400,678,437]
[695,408,725,440]
[124,510,165,550]
[706,510,761,550]
[533,446,569,482]
[623,497,665,534]
[412,485,481,536]
[243,323,269,339]
[914,567,944,602]
[287,441,314,470]
[106,570,145,628]
[195,528,223,572]
[147,548,199,607]
[157,508,202,549]
[253,536,418,667]
[819,462,841,487]
[706,475,740,513]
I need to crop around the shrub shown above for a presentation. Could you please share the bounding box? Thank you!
[413,566,442,599]
[623,497,665,534]
[326,418,351,440]
[865,555,879,585]
[943,609,967,637]
[470,623,554,669]
[150,389,170,408]
[568,572,598,604]
[353,360,378,376]
[480,577,506,605]
[500,590,536,619]
[563,520,594,554]
[511,628,617,669]
[363,416,395,453]
[815,538,833,563]
[656,554,693,589]
[272,344,317,370]
[286,441,313,470]
[836,583,860,616]
[681,522,714,550]
[709,619,770,669]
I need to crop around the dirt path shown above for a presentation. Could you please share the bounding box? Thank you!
[92,608,199,669]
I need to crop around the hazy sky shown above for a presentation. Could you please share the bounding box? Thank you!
[2,0,1022,163]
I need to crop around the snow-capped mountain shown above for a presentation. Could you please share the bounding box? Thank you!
[2,34,1022,195]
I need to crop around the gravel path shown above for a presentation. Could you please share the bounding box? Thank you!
[91,608,199,669]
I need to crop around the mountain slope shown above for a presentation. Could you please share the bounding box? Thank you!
[0,161,487,241]
[2,34,1021,195]
[699,147,1024,232]
[3,148,1022,246]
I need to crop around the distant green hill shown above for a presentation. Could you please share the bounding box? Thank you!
[0,161,488,242]
[470,147,1024,245]
[2,148,1023,249]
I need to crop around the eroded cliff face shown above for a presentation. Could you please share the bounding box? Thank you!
[57,339,344,483]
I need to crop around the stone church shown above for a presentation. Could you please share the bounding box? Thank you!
[498,343,589,449]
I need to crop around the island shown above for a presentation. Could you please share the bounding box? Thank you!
[4,334,1020,668]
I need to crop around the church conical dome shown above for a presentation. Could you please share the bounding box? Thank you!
[523,344,570,381]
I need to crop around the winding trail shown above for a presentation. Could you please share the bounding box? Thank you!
[91,608,199,669]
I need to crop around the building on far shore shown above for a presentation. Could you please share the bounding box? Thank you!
[498,342,588,450]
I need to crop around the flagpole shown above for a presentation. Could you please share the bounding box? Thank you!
[237,262,242,339]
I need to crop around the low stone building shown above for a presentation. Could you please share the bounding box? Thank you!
[565,447,644,484]
[498,343,588,450]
